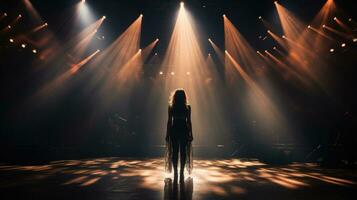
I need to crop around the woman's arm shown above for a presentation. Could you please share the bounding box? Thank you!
[166,106,172,142]
[187,105,193,141]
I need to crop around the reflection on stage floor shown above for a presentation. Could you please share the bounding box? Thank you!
[0,158,356,199]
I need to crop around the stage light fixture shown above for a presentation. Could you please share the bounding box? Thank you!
[7,25,11,29]
[44,22,48,26]
[308,25,311,29]
[102,16,106,19]
[256,51,260,54]
[264,50,268,53]
[274,1,278,4]
[170,72,175,75]
[258,16,262,20]
[330,48,334,52]
[180,2,184,7]
[140,14,143,18]
[4,13,7,16]
[9,38,14,43]
[349,18,352,22]
[353,38,357,42]
[341,43,346,47]
[32,49,37,54]
[273,46,277,50]
[267,30,271,33]
[21,44,26,48]
[208,53,211,56]
[18,14,22,18]
[282,35,286,38]
[159,71,163,75]
[81,0,86,3]
[322,24,326,28]
[223,14,226,18]
[333,17,337,21]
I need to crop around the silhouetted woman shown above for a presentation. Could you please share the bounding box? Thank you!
[165,89,193,181]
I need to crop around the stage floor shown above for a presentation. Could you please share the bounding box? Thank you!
[0,158,356,200]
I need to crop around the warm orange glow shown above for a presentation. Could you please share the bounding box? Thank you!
[208,38,225,64]
[225,50,288,138]
[224,16,266,77]
[323,25,353,40]
[335,18,352,32]
[2,158,354,198]
[308,25,334,40]
[71,49,100,74]
[147,3,231,146]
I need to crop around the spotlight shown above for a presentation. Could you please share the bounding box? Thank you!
[282,35,286,39]
[9,38,14,43]
[256,51,260,54]
[258,16,262,20]
[81,0,86,3]
[186,72,190,75]
[44,22,48,26]
[349,18,352,22]
[170,72,175,75]
[4,13,7,16]
[273,46,277,50]
[341,43,346,47]
[274,1,278,4]
[267,30,271,33]
[156,38,159,41]
[155,53,158,55]
[180,2,184,7]
[102,16,106,20]
[21,44,26,48]
[159,71,163,75]
[7,25,11,29]
[330,48,334,52]
[322,24,326,28]
[333,17,337,21]
[139,48,142,52]
[18,14,22,18]
[264,50,268,53]
[97,49,100,52]
[32,49,37,54]
[308,25,311,29]
[224,50,228,53]
[208,53,211,56]
[223,14,226,18]
[140,14,143,18]
[353,38,357,42]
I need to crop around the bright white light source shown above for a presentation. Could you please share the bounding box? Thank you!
[21,44,26,48]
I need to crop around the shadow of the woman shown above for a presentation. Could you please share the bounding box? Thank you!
[164,177,193,200]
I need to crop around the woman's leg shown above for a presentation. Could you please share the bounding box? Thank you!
[171,139,179,178]
[179,140,187,176]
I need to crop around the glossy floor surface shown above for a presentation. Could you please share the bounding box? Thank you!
[0,158,356,199]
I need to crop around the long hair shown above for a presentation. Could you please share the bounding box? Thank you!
[169,88,188,107]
